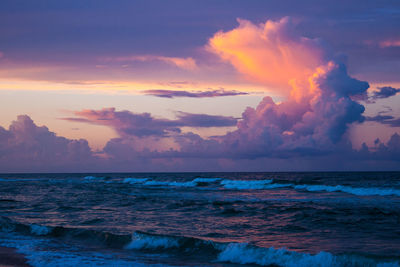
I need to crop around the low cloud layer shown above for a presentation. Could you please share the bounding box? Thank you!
[62,108,238,138]
[366,115,400,127]
[143,89,248,98]
[1,114,399,172]
[103,55,197,70]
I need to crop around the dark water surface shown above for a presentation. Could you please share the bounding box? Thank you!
[0,172,400,266]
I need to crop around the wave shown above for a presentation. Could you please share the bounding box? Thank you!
[123,178,149,184]
[293,184,400,197]
[30,224,52,236]
[221,179,274,189]
[220,179,400,197]
[1,218,399,267]
[217,242,400,267]
[125,232,180,250]
[0,178,45,182]
[0,232,154,267]
[123,177,221,188]
[125,232,400,267]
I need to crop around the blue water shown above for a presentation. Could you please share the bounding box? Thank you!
[0,172,400,266]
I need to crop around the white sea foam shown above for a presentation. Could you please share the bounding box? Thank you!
[294,184,400,197]
[125,232,180,250]
[30,224,52,236]
[143,180,197,187]
[221,179,274,189]
[217,242,400,267]
[83,176,99,180]
[122,177,220,187]
[123,178,149,184]
[192,178,222,183]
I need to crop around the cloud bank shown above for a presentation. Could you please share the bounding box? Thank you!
[105,55,197,70]
[143,89,248,98]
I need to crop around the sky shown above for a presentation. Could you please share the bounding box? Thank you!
[0,0,400,172]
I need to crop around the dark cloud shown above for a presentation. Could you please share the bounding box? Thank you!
[366,115,400,127]
[62,108,238,138]
[371,86,400,100]
[143,89,248,98]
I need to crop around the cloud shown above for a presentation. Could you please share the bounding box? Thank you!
[3,16,400,171]
[371,86,400,100]
[379,40,400,48]
[205,18,369,156]
[174,111,238,127]
[366,115,400,127]
[64,17,371,159]
[0,115,96,172]
[105,55,197,70]
[1,114,400,172]
[208,17,326,96]
[143,89,248,98]
[61,108,238,138]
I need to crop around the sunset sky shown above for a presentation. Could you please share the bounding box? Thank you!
[1,0,400,172]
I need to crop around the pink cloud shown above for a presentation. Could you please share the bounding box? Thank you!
[379,39,400,48]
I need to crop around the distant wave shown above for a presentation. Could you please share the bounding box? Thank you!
[123,178,149,184]
[124,177,221,188]
[293,184,400,197]
[221,179,274,189]
[4,175,400,197]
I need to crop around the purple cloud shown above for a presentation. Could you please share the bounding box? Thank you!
[143,89,248,98]
[1,114,400,172]
[0,115,96,172]
[61,108,238,138]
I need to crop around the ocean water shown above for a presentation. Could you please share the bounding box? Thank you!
[0,172,400,266]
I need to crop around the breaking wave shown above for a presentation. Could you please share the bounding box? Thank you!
[125,232,400,267]
[293,184,400,197]
[1,217,399,267]
[217,242,400,267]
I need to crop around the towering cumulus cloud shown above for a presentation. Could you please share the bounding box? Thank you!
[209,17,369,156]
[0,115,94,172]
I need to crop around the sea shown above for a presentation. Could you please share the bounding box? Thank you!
[0,172,399,267]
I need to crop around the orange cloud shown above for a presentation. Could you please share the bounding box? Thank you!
[208,17,325,97]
